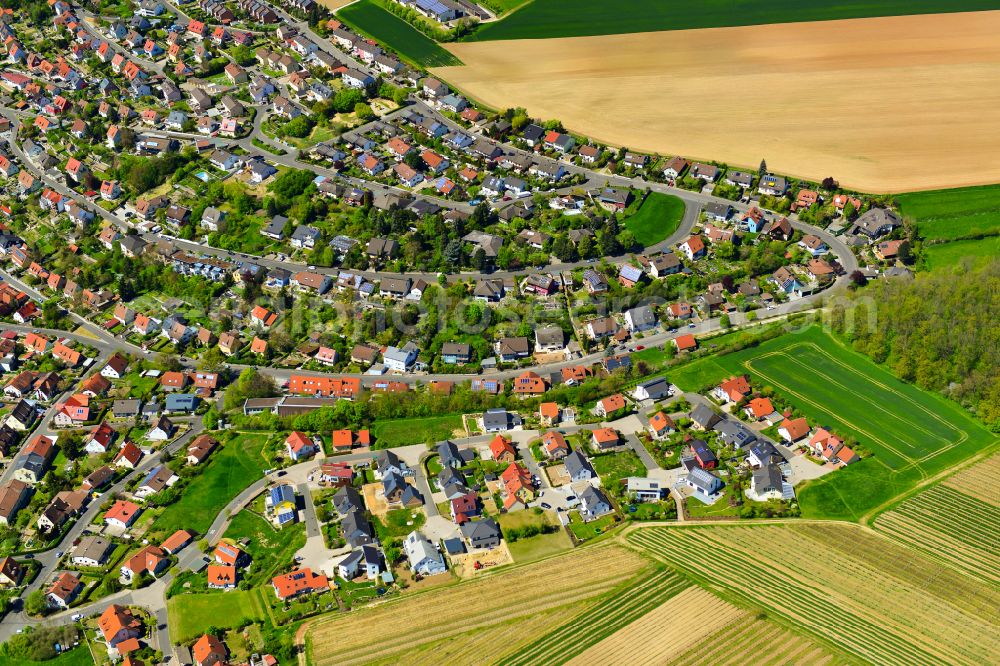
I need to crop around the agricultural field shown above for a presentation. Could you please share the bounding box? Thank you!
[502,568,689,665]
[943,452,1000,506]
[304,544,648,665]
[565,587,811,665]
[629,523,1000,666]
[467,0,1000,40]
[668,611,844,666]
[897,183,1000,241]
[150,433,273,536]
[623,192,685,247]
[370,413,464,448]
[438,12,1000,191]
[666,326,999,520]
[923,235,1000,271]
[337,0,462,67]
[875,454,1000,582]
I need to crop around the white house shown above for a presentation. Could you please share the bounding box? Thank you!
[403,531,446,576]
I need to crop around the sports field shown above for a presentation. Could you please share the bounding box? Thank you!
[337,0,462,67]
[667,326,999,520]
[437,12,1000,191]
[897,184,1000,241]
[629,523,1000,666]
[624,192,685,247]
[469,0,1000,40]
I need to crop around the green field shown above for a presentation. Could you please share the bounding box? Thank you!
[338,0,462,66]
[924,235,1000,271]
[370,414,464,447]
[897,184,1000,241]
[624,193,686,247]
[167,589,266,643]
[667,326,999,520]
[0,646,93,666]
[222,510,307,586]
[506,529,572,562]
[152,433,272,537]
[468,0,1000,41]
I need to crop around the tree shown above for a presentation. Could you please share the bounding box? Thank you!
[848,270,868,288]
[719,314,731,329]
[196,347,226,373]
[24,590,47,616]
[353,102,375,121]
[758,159,767,176]
[821,176,839,191]
[282,115,313,138]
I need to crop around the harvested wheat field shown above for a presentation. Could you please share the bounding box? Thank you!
[435,12,1000,192]
[305,544,647,666]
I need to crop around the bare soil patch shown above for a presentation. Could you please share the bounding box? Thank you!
[435,11,1000,192]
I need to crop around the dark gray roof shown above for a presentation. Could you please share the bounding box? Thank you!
[690,404,720,428]
[564,450,594,478]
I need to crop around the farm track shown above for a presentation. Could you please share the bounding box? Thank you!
[628,525,1000,665]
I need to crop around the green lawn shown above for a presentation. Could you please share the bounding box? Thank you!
[590,450,646,483]
[0,646,94,666]
[223,510,307,587]
[664,326,999,520]
[371,414,463,448]
[167,589,266,644]
[338,0,462,67]
[923,236,1000,271]
[507,529,572,562]
[897,184,1000,241]
[567,512,618,540]
[623,193,685,248]
[468,0,1000,40]
[374,507,426,540]
[151,433,272,537]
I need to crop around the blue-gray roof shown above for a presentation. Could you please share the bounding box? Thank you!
[165,393,198,411]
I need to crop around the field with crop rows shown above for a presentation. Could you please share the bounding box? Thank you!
[943,453,1000,506]
[670,611,844,666]
[875,454,1000,582]
[564,586,741,665]
[629,524,1000,665]
[305,545,647,665]
[502,568,688,665]
[370,608,567,666]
